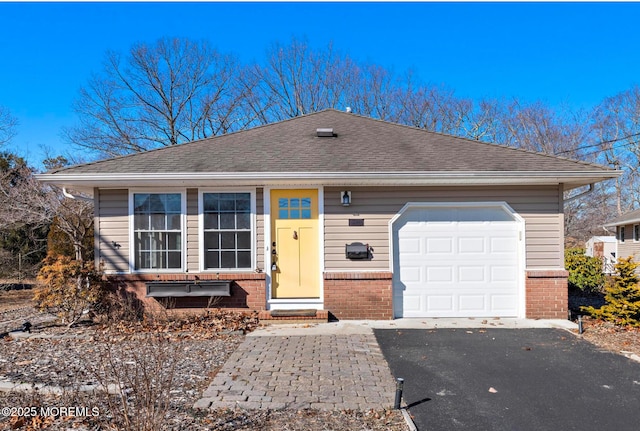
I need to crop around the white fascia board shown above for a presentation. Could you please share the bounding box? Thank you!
[36,170,620,189]
[604,218,640,228]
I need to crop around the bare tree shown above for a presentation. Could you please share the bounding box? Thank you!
[482,99,587,155]
[0,154,55,229]
[66,38,247,157]
[247,38,354,122]
[591,86,640,215]
[392,78,481,137]
[344,63,404,121]
[0,154,94,262]
[0,105,18,147]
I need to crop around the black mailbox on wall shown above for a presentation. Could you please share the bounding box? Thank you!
[345,242,369,260]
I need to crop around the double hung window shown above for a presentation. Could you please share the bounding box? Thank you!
[133,193,182,270]
[202,192,252,270]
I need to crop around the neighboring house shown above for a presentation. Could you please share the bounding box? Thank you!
[585,236,617,274]
[604,209,640,270]
[37,109,619,320]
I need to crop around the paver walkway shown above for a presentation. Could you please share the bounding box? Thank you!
[195,332,396,410]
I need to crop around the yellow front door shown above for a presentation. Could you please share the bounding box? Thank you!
[270,189,320,298]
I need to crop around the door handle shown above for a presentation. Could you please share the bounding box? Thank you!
[293,230,298,240]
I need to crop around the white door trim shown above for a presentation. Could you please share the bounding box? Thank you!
[264,186,325,310]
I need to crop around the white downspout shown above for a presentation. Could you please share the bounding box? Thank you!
[563,183,594,204]
[62,187,93,202]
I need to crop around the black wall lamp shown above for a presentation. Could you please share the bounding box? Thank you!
[341,191,352,206]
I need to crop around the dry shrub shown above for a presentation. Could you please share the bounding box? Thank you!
[87,334,180,431]
[33,253,105,327]
[96,284,146,323]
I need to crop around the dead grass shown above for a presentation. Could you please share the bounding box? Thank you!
[0,288,35,312]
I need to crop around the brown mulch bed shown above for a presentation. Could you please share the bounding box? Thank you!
[577,318,640,358]
[569,289,640,359]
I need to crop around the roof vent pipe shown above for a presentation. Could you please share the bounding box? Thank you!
[316,128,334,137]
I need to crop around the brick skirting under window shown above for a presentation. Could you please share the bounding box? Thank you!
[525,269,569,319]
[323,272,393,320]
[106,272,267,312]
[107,269,566,320]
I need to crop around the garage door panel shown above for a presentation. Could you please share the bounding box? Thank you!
[427,295,454,312]
[491,295,518,311]
[400,266,421,282]
[403,295,422,312]
[459,295,485,311]
[399,237,421,253]
[491,266,518,282]
[458,237,485,253]
[458,266,486,282]
[426,266,453,282]
[426,237,453,254]
[393,204,522,318]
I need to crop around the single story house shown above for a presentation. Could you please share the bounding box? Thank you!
[585,236,617,274]
[37,109,619,320]
[604,209,640,270]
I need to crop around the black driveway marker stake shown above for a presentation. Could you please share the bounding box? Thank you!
[394,377,404,409]
[578,315,584,334]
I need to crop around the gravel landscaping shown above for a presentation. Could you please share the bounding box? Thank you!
[1,286,639,430]
[0,291,407,431]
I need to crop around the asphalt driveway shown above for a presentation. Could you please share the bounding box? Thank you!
[375,328,640,431]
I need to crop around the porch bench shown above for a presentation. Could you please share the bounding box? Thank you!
[145,280,232,298]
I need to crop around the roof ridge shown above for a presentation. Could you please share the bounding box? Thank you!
[51,109,342,174]
[332,109,617,172]
[51,108,616,174]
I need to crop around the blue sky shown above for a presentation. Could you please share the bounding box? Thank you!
[2,1,640,168]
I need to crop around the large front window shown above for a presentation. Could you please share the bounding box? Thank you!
[202,192,252,269]
[133,193,182,270]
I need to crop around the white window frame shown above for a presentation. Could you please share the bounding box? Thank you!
[198,189,256,272]
[634,224,640,242]
[128,189,187,273]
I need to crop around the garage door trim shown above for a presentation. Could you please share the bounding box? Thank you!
[388,201,526,318]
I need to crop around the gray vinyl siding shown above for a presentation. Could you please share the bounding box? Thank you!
[97,187,264,274]
[97,185,563,274]
[97,189,129,273]
[256,188,265,270]
[617,224,640,265]
[323,185,564,271]
[186,189,199,272]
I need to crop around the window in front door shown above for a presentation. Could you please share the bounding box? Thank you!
[278,197,312,220]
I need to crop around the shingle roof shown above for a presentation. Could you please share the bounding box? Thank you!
[51,109,615,176]
[604,208,640,227]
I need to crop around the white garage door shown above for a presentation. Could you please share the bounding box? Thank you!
[392,203,523,318]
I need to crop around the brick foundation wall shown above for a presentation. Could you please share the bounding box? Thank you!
[525,269,569,319]
[323,272,393,320]
[106,272,266,312]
